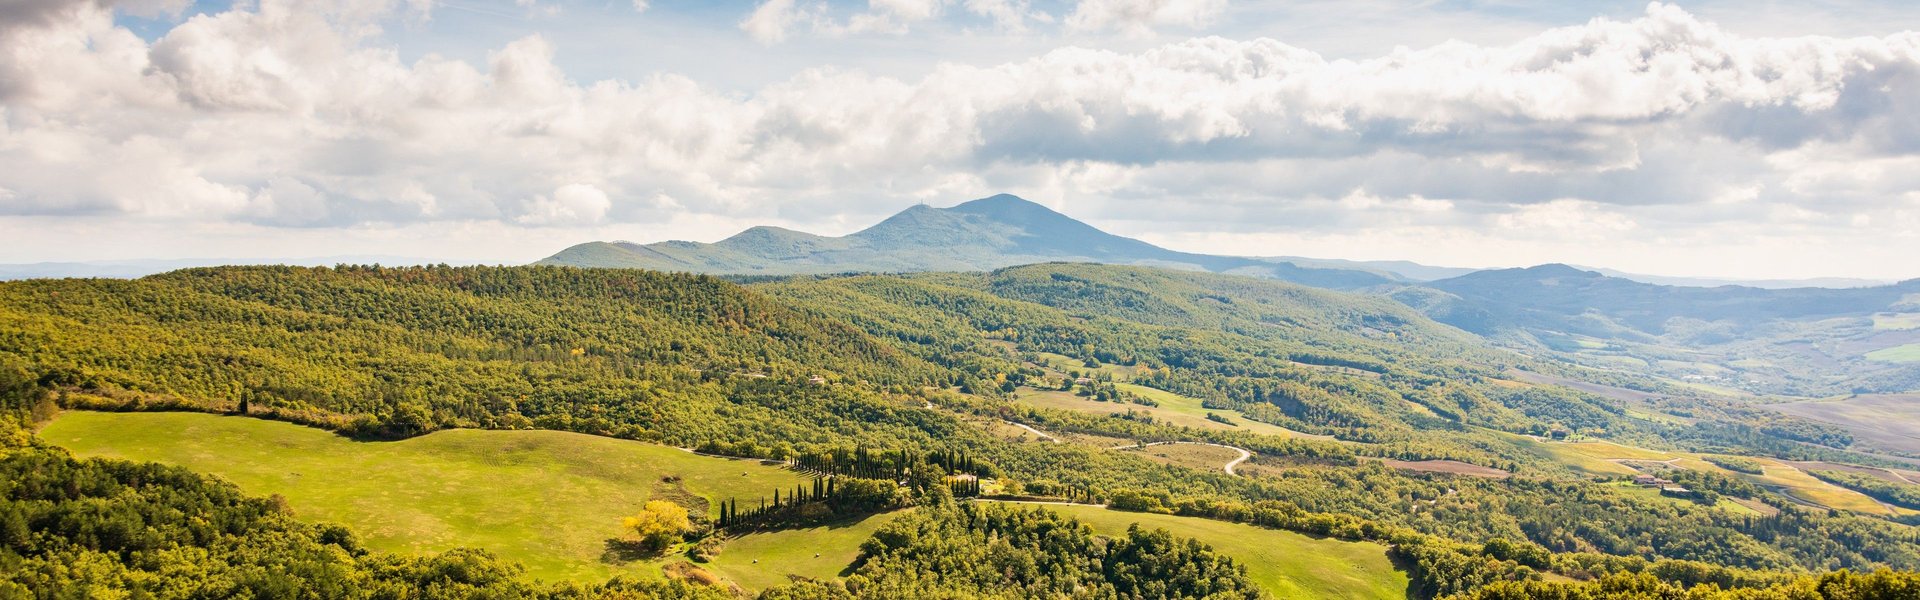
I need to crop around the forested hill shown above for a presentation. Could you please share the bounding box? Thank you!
[1417,264,1920,338]
[539,194,1393,290]
[10,262,1920,599]
[0,265,960,439]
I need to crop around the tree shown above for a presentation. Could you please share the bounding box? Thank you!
[622,500,693,552]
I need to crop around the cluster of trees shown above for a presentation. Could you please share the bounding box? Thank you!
[621,501,695,553]
[946,477,982,498]
[1706,456,1768,475]
[763,502,1261,599]
[1456,569,1920,600]
[776,446,989,481]
[716,477,899,531]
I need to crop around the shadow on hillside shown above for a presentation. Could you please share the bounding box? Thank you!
[600,539,665,564]
[1386,548,1421,599]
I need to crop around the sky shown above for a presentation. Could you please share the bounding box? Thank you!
[2,0,1919,280]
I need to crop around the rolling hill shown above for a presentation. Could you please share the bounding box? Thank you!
[1418,264,1920,339]
[539,194,1394,290]
[12,262,1920,598]
[1394,264,1920,396]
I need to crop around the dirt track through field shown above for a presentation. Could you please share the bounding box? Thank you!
[1112,441,1252,476]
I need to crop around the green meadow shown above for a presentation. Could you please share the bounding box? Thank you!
[1866,343,1920,363]
[704,511,907,591]
[1016,383,1324,440]
[1028,503,1409,599]
[41,411,1415,597]
[39,411,809,583]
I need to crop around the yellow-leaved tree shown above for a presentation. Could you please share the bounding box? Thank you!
[622,500,693,552]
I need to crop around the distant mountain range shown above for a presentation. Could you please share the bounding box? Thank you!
[1400,263,1920,339]
[541,193,1920,396]
[1270,258,1892,289]
[538,194,1395,290]
[540,193,1899,290]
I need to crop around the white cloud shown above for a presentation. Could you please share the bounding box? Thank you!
[964,0,1045,31]
[631,0,649,12]
[1065,0,1226,36]
[519,183,612,226]
[1,1,1918,277]
[742,0,809,45]
[1495,199,1637,238]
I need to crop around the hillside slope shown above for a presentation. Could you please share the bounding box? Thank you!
[539,194,1393,290]
[1422,264,1920,338]
[1400,265,1920,395]
[0,265,957,442]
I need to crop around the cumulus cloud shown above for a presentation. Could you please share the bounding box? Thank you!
[519,184,612,226]
[963,0,1045,31]
[1,1,1919,276]
[745,0,1048,41]
[742,0,810,44]
[1065,0,1225,36]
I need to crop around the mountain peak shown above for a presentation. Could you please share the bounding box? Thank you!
[720,225,808,243]
[536,193,1393,289]
[1523,264,1600,277]
[947,194,1062,221]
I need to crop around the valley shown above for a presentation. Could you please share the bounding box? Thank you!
[5,259,1920,599]
[38,410,1409,599]
[8,0,1920,595]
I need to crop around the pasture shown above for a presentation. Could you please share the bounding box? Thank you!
[704,511,906,591]
[1866,343,1920,363]
[1498,430,1904,516]
[1124,442,1245,471]
[1014,384,1322,440]
[1027,503,1409,600]
[1772,394,1920,455]
[40,411,811,583]
[1874,313,1920,331]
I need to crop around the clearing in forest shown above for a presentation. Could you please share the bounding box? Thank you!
[1014,384,1323,440]
[703,511,908,591]
[1025,503,1410,600]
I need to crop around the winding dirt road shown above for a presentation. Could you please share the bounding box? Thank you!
[1112,441,1252,476]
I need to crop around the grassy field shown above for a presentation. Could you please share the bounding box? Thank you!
[1016,384,1323,440]
[1746,462,1903,516]
[1874,313,1920,331]
[1602,480,1757,515]
[1498,430,1905,516]
[1125,442,1243,471]
[1025,503,1408,599]
[40,411,811,583]
[1503,434,1673,476]
[704,511,907,591]
[1866,343,1920,363]
[1772,394,1920,455]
